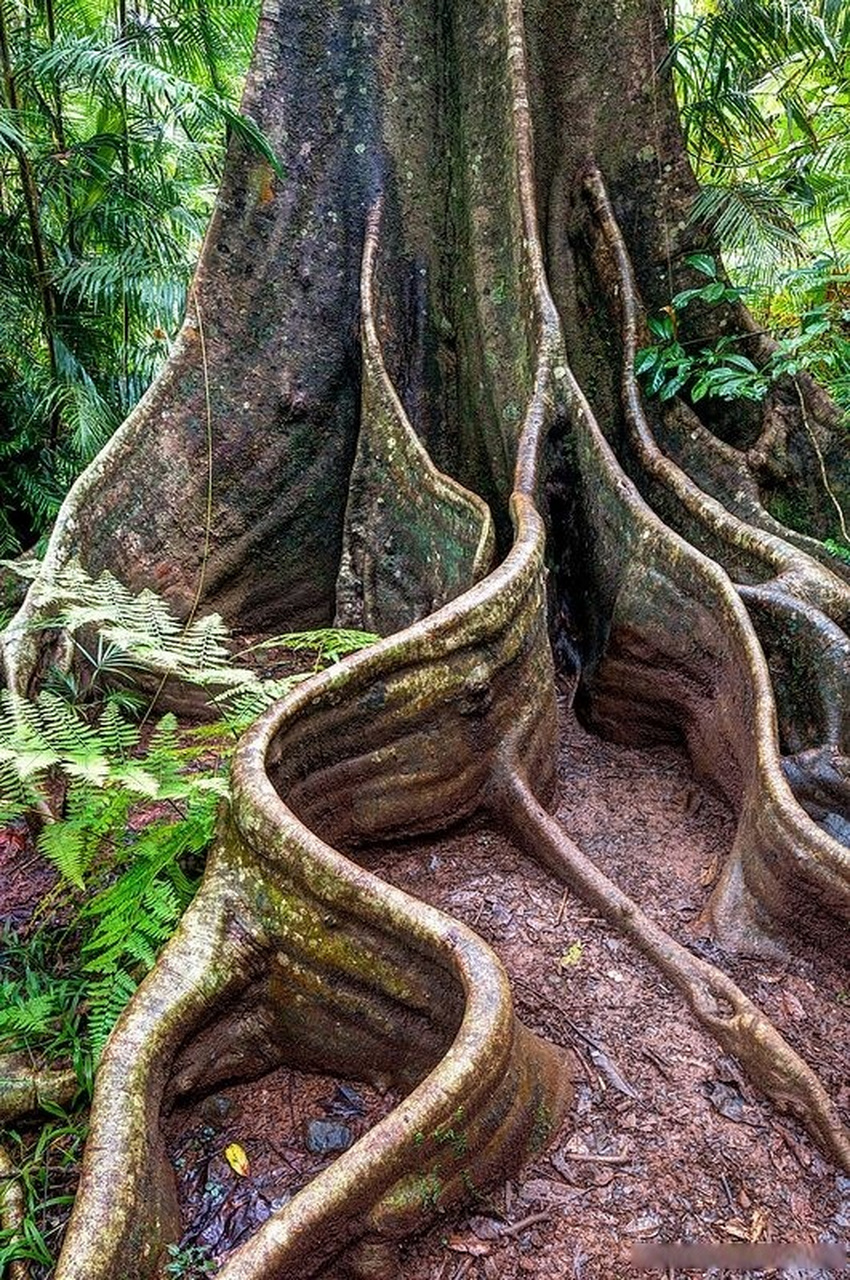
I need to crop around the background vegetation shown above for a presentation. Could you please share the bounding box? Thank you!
[672,0,850,411]
[1,0,848,560]
[0,0,263,556]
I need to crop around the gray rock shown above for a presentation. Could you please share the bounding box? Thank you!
[305,1118,354,1155]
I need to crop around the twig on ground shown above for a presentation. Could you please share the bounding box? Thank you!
[497,1210,552,1238]
[558,1150,631,1165]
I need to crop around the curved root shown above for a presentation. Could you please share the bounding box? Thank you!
[8,2,850,1277]
[494,763,850,1172]
[0,1062,79,1125]
[0,1143,30,1280]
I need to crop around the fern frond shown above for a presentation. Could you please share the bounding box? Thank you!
[96,702,141,759]
[209,674,310,726]
[691,182,806,269]
[0,557,43,580]
[37,821,88,890]
[0,689,59,790]
[243,628,379,664]
[36,692,110,785]
[0,990,58,1044]
[84,970,138,1062]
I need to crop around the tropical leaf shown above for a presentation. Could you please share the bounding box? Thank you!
[0,0,263,547]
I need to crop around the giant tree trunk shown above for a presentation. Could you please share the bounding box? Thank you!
[3,0,850,1276]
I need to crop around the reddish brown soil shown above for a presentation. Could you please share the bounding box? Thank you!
[161,705,849,1279]
[363,708,849,1280]
[164,1069,401,1259]
[3,705,848,1278]
[0,818,55,930]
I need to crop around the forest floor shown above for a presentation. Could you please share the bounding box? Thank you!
[2,701,848,1279]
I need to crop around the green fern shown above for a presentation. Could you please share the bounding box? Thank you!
[24,559,256,689]
[209,673,311,726]
[0,986,71,1045]
[241,627,381,666]
[0,565,378,1076]
[77,788,219,1059]
[5,558,379,707]
[0,926,87,1075]
[824,537,850,564]
[83,971,139,1063]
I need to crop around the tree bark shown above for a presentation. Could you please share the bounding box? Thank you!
[2,0,849,1276]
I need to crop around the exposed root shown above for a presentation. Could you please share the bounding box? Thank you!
[782,748,850,814]
[493,761,850,1173]
[782,747,850,848]
[54,799,570,1280]
[737,584,850,756]
[0,1143,30,1280]
[0,1062,79,1124]
[582,163,850,624]
[573,162,850,950]
[793,379,849,545]
[657,398,849,579]
[9,1,850,1275]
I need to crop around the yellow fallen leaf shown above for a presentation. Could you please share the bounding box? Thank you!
[225,1142,250,1177]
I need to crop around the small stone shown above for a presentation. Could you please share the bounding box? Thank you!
[305,1118,354,1155]
[200,1094,237,1128]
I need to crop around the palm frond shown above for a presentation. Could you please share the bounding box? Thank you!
[691,181,806,278]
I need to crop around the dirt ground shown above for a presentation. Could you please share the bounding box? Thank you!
[2,703,849,1278]
[163,703,849,1280]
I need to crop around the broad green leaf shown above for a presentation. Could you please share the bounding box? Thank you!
[722,354,760,373]
[685,252,717,278]
[647,313,676,341]
[634,347,661,376]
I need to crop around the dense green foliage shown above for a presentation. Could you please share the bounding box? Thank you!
[0,4,848,1274]
[637,253,850,414]
[671,0,850,413]
[637,253,849,548]
[0,1106,84,1272]
[673,0,850,268]
[0,695,226,1060]
[0,565,377,1090]
[0,0,263,554]
[1,0,846,556]
[0,564,375,1272]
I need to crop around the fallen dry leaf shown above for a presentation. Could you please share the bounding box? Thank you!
[782,989,806,1021]
[722,1220,751,1240]
[468,1216,503,1241]
[699,855,719,887]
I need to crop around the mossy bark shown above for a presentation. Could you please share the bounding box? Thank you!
[2,0,849,1276]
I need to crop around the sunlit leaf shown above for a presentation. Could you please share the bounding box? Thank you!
[224,1142,250,1177]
